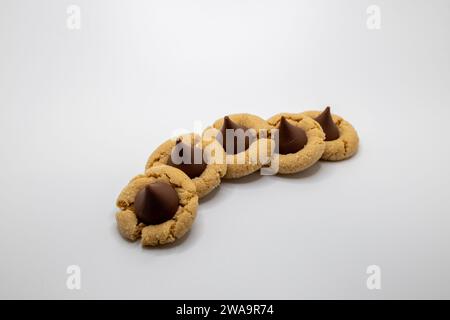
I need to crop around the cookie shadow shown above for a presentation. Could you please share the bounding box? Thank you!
[275,162,322,179]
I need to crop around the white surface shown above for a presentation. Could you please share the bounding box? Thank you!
[1,0,450,299]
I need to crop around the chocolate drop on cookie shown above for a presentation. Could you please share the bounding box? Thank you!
[277,116,308,155]
[217,116,254,155]
[314,106,340,141]
[134,182,179,225]
[167,139,207,179]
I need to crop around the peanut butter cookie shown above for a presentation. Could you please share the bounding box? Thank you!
[301,107,359,161]
[267,113,325,174]
[116,165,198,246]
[207,113,273,179]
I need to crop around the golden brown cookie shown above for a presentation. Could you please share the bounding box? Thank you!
[116,165,198,246]
[301,108,359,161]
[145,133,227,199]
[208,113,273,179]
[267,113,326,174]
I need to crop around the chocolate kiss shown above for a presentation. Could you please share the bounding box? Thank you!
[277,116,308,155]
[134,182,179,225]
[167,139,207,179]
[217,116,255,155]
[314,106,340,141]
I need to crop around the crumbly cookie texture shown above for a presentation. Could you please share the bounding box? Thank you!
[301,111,359,161]
[267,113,326,174]
[223,137,274,179]
[116,165,198,246]
[210,113,274,179]
[145,133,227,199]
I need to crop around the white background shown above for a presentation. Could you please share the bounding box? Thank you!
[1,0,450,299]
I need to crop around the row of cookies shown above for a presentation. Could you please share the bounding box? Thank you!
[115,107,359,247]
